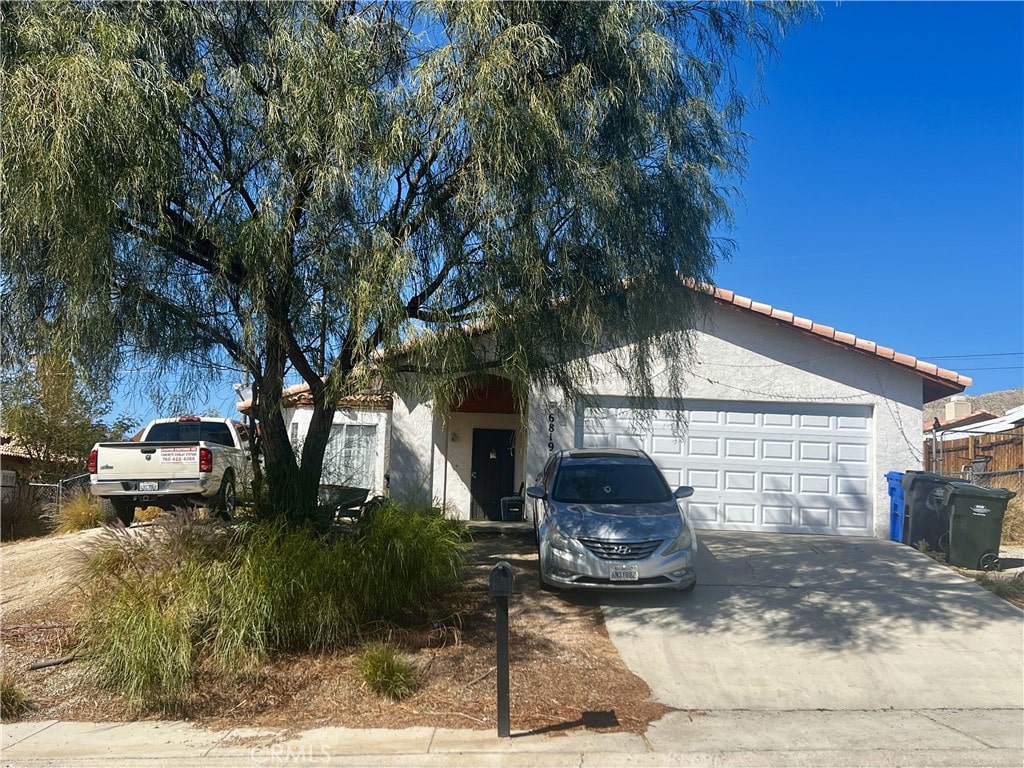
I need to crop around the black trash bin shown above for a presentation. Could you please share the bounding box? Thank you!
[901,471,957,551]
[941,482,1016,571]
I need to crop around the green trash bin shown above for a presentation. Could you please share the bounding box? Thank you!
[941,481,1016,571]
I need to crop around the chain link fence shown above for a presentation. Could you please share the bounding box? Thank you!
[1,474,92,540]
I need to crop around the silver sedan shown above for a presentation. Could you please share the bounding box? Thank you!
[529,448,698,591]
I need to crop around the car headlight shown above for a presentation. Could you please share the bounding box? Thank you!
[662,521,694,555]
[547,524,585,555]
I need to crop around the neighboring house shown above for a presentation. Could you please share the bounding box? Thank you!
[240,286,969,539]
[923,399,1024,485]
[389,286,967,538]
[0,433,33,480]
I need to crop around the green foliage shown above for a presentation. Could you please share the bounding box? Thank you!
[2,1,811,519]
[77,501,464,710]
[357,644,417,701]
[0,668,29,721]
[50,490,104,533]
[0,355,136,482]
[351,501,469,624]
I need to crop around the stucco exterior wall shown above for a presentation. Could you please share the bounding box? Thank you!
[522,303,926,537]
[388,388,440,508]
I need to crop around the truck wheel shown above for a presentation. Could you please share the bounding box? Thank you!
[211,474,236,521]
[101,498,135,527]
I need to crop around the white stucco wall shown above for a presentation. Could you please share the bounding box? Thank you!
[522,304,926,538]
[388,387,440,508]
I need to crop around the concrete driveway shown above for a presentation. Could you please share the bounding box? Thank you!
[600,530,1024,712]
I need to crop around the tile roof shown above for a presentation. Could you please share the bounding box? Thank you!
[235,284,971,412]
[706,286,971,402]
[235,382,392,414]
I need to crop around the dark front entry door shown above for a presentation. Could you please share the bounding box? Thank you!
[470,428,516,520]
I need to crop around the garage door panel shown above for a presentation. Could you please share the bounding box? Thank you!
[762,472,794,492]
[837,476,869,497]
[724,504,756,524]
[724,438,757,459]
[838,415,869,431]
[689,410,721,425]
[688,502,720,523]
[688,469,720,490]
[651,435,683,455]
[799,442,832,462]
[724,471,757,491]
[582,401,873,536]
[763,440,794,460]
[763,413,796,428]
[800,414,831,429]
[838,508,870,530]
[763,505,795,526]
[837,442,868,463]
[726,411,757,426]
[799,474,831,494]
[799,506,831,528]
[688,437,720,457]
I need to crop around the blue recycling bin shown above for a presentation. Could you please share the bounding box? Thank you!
[885,471,905,542]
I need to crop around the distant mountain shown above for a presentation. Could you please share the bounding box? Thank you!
[924,388,1024,423]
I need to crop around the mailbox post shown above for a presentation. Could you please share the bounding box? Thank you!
[488,561,514,738]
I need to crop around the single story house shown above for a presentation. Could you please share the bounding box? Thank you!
[240,286,969,539]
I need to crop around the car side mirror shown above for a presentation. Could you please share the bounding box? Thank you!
[526,486,546,500]
[674,486,694,499]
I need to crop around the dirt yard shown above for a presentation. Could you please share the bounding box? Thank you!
[0,525,671,734]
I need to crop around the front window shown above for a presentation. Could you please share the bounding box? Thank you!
[321,424,378,489]
[552,459,671,504]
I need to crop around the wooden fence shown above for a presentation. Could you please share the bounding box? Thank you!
[923,426,1024,493]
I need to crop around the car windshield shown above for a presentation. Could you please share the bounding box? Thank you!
[552,459,672,504]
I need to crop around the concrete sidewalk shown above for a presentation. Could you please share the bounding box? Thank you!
[3,709,1023,767]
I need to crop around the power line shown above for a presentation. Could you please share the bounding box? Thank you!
[922,352,1023,360]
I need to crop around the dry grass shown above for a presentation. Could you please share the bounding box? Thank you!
[0,529,667,734]
[50,492,103,534]
[1,668,29,720]
[1001,495,1024,545]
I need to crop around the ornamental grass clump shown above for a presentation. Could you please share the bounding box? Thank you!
[350,501,469,625]
[49,490,103,533]
[78,501,467,710]
[0,668,28,721]
[357,643,417,701]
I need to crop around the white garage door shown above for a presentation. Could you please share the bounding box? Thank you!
[580,400,873,536]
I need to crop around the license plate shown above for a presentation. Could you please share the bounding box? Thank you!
[139,481,158,492]
[610,565,639,582]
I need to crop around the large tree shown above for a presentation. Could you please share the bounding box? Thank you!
[2,1,808,521]
[0,355,136,482]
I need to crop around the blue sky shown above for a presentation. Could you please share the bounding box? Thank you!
[713,0,1023,396]
[116,1,1023,425]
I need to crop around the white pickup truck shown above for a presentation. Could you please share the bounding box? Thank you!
[88,416,250,526]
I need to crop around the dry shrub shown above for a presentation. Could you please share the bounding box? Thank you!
[1001,494,1024,545]
[50,491,103,533]
[0,668,28,721]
